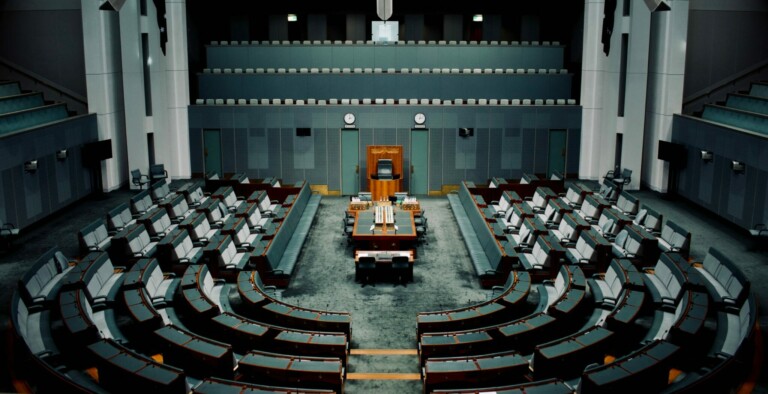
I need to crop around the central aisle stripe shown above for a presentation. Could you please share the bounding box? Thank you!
[346,373,421,380]
[350,349,419,355]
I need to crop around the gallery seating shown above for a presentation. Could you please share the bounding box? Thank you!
[130,189,157,216]
[78,219,112,255]
[222,215,269,251]
[565,229,611,273]
[577,194,611,224]
[562,182,592,208]
[131,169,150,190]
[237,350,344,392]
[212,186,246,212]
[137,207,178,239]
[154,324,235,378]
[179,211,220,245]
[149,180,173,203]
[423,351,529,392]
[430,378,573,393]
[107,203,137,234]
[205,234,252,272]
[158,193,195,223]
[192,377,334,393]
[88,338,187,393]
[111,223,158,261]
[579,340,679,393]
[236,201,276,235]
[694,247,750,311]
[417,271,532,335]
[632,207,663,234]
[195,198,231,227]
[156,228,204,267]
[18,248,74,308]
[518,234,565,274]
[531,325,614,379]
[524,187,557,212]
[551,212,590,245]
[612,191,639,217]
[176,181,209,207]
[657,220,691,258]
[610,224,660,266]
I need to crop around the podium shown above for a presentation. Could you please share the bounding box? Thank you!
[367,145,403,201]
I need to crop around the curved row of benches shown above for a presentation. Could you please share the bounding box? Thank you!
[428,179,756,393]
[12,178,345,393]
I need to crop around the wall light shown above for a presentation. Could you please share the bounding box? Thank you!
[472,14,483,22]
[56,149,68,161]
[287,14,298,22]
[731,160,745,174]
[700,150,713,162]
[24,160,38,173]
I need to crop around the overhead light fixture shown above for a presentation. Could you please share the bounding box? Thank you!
[56,149,68,161]
[700,150,713,162]
[287,14,298,22]
[731,160,745,174]
[472,14,483,22]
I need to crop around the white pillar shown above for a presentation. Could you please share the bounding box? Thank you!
[579,0,606,181]
[118,0,151,189]
[621,0,652,191]
[165,0,191,178]
[642,0,689,192]
[81,0,127,191]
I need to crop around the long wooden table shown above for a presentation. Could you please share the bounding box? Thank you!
[350,204,417,251]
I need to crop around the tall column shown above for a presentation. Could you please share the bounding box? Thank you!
[621,0,652,190]
[81,0,127,191]
[119,0,150,188]
[579,0,606,181]
[642,0,689,192]
[165,0,191,178]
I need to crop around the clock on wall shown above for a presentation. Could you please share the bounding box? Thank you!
[414,113,426,125]
[344,113,356,125]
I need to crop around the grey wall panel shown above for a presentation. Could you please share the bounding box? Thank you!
[305,128,327,185]
[673,114,768,229]
[566,128,581,174]
[280,128,297,183]
[267,128,282,178]
[220,129,236,173]
[397,128,411,192]
[327,128,341,191]
[189,128,203,174]
[429,128,443,191]
[187,105,582,194]
[359,128,374,191]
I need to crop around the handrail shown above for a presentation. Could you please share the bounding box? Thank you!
[0,56,87,105]
[682,59,768,114]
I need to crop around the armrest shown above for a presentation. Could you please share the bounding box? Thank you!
[670,246,681,252]
[490,200,499,205]
[88,245,100,251]
[237,196,245,200]
[113,266,127,272]
[203,192,211,197]
[213,278,226,285]
[521,247,533,253]
[150,236,161,242]
[491,285,504,291]
[237,246,249,253]
[592,273,605,279]
[642,267,654,273]
[542,279,554,285]
[524,197,533,201]
[163,272,177,279]
[625,253,636,259]
[579,258,590,263]
[564,241,576,247]
[484,269,497,275]
[270,199,279,204]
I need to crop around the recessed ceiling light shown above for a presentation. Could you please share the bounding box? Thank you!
[287,14,298,22]
[472,14,483,22]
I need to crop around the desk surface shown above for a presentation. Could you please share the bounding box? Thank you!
[354,250,414,263]
[352,209,415,239]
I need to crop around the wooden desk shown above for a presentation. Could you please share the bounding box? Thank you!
[351,208,417,251]
[355,250,414,264]
[369,178,401,201]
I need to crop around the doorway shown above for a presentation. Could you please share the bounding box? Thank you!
[203,129,222,176]
[547,129,567,179]
[410,129,429,195]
